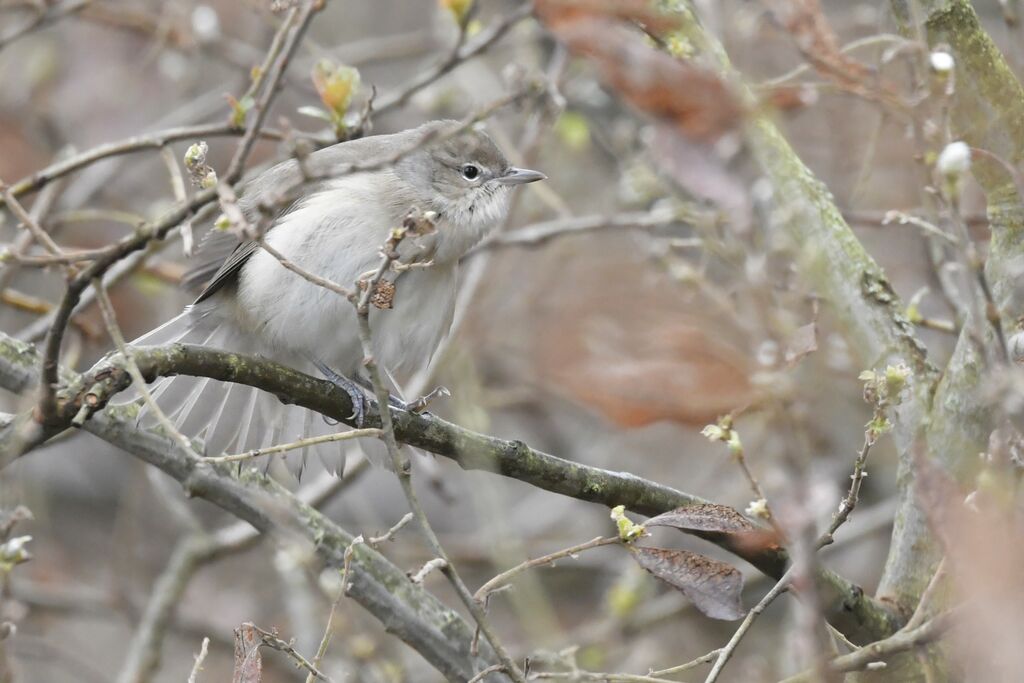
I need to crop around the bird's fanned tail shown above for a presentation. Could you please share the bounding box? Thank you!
[119,305,347,476]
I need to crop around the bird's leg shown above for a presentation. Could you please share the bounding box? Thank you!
[313,360,368,427]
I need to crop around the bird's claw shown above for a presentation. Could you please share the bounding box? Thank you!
[314,361,369,427]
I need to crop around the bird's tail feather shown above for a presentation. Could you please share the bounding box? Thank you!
[120,307,346,476]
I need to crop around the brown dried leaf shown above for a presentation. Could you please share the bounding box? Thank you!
[533,0,681,35]
[232,622,262,683]
[630,546,744,620]
[371,279,396,310]
[357,278,396,310]
[765,0,897,105]
[536,0,743,141]
[646,503,756,534]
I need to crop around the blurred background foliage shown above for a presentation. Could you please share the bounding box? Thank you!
[0,0,1022,681]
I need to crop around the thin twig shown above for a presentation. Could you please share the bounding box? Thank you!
[528,648,724,683]
[369,512,414,546]
[881,210,956,243]
[3,124,285,205]
[255,237,355,298]
[530,671,680,682]
[376,1,534,113]
[207,428,381,463]
[467,664,506,683]
[0,182,67,261]
[650,649,723,677]
[0,0,89,52]
[306,492,406,683]
[904,558,947,631]
[224,0,322,184]
[187,637,210,683]
[470,208,685,253]
[945,194,1009,362]
[18,240,156,343]
[159,145,193,255]
[779,609,958,682]
[704,569,794,683]
[817,432,874,548]
[474,536,619,601]
[353,229,527,682]
[304,598,340,683]
[0,288,53,315]
[0,245,111,266]
[92,278,198,454]
[409,557,448,584]
[252,625,335,683]
[758,33,915,88]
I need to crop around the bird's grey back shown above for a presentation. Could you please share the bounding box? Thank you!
[182,121,463,294]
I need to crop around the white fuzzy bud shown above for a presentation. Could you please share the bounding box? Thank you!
[929,50,954,74]
[745,498,770,520]
[937,141,971,177]
[200,168,218,189]
[191,6,221,43]
[1009,331,1024,363]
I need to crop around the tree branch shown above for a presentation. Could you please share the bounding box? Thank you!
[0,340,509,681]
[879,0,1024,616]
[1,124,284,207]
[0,332,900,642]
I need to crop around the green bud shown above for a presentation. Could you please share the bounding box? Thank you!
[610,505,645,543]
[184,141,209,170]
[200,168,218,189]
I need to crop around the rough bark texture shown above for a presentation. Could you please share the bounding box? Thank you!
[881,0,1024,616]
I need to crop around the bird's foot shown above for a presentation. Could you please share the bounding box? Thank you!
[314,361,368,427]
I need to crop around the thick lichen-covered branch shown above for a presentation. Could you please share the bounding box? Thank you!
[0,333,900,641]
[878,0,1024,618]
[669,2,937,449]
[0,335,506,682]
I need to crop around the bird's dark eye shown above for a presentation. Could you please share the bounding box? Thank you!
[461,164,481,181]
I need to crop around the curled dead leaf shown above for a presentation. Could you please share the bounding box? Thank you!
[645,503,783,557]
[645,503,757,534]
[630,545,745,620]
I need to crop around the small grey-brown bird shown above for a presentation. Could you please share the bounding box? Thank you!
[133,120,545,475]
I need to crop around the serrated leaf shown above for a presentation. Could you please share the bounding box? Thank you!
[645,503,757,534]
[631,546,744,620]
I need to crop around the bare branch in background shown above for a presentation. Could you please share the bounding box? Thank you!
[4,0,1024,679]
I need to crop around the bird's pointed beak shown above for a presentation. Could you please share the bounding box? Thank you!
[498,167,547,185]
